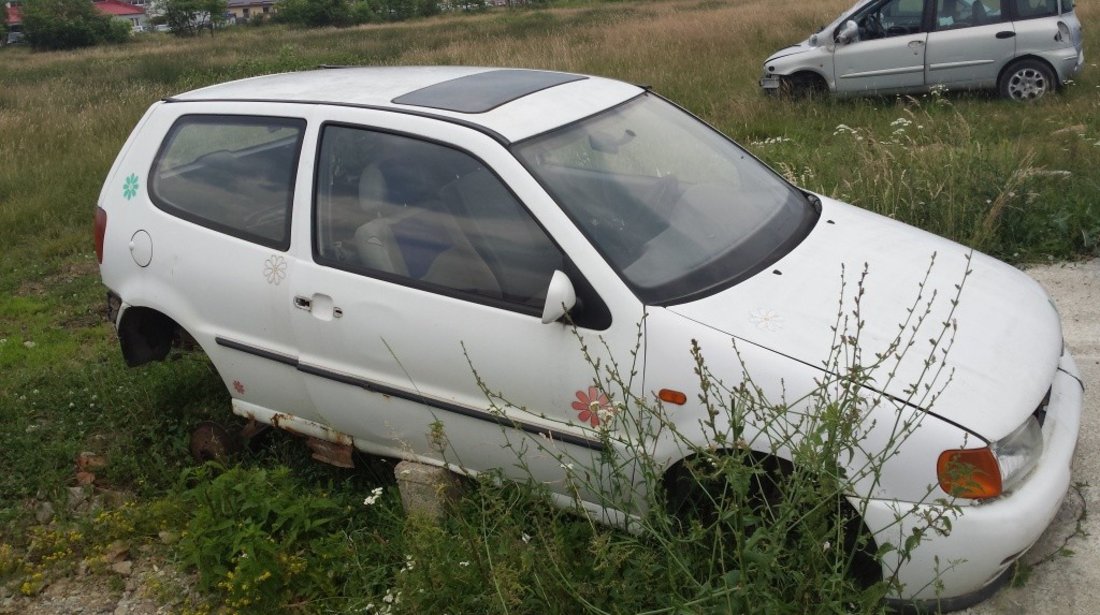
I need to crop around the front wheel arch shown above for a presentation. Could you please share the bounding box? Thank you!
[661,450,881,587]
[780,71,829,99]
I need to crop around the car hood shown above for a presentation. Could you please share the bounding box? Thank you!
[765,42,815,63]
[666,197,1062,441]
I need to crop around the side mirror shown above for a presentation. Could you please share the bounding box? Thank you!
[541,270,577,324]
[836,20,859,44]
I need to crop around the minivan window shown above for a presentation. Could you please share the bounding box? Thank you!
[936,0,1007,29]
[854,0,927,39]
[514,94,817,305]
[1015,0,1059,18]
[150,115,305,250]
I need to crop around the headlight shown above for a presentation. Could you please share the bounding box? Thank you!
[937,416,1043,500]
[992,416,1044,493]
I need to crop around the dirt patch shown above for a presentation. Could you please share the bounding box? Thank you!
[15,259,99,298]
[0,552,196,615]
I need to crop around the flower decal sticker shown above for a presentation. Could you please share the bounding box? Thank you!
[232,380,246,395]
[263,255,287,285]
[122,173,140,200]
[749,308,784,332]
[571,386,614,428]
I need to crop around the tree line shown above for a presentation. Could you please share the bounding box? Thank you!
[11,0,549,51]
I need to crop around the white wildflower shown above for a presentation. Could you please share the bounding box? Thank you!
[363,486,384,506]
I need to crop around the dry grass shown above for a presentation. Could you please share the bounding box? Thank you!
[0,0,1097,260]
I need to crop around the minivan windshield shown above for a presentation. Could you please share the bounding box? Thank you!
[513,94,817,305]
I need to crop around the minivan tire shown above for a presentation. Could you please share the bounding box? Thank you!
[999,59,1056,102]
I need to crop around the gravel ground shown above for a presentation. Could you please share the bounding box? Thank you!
[966,259,1100,615]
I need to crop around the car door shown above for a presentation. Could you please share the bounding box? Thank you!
[834,0,931,94]
[288,109,647,505]
[925,0,1015,88]
[136,104,321,425]
[1012,0,1067,56]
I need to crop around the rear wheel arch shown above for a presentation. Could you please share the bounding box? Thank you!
[116,305,196,366]
[997,56,1058,101]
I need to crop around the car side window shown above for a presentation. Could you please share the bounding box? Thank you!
[313,124,566,312]
[1013,0,1059,19]
[855,0,927,40]
[150,115,305,250]
[936,0,1008,29]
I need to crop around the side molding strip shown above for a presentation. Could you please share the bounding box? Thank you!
[215,336,605,452]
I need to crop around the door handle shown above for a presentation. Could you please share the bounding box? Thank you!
[996,31,1016,39]
[294,294,343,320]
[907,39,926,48]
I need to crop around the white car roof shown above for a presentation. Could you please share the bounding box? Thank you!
[169,66,644,143]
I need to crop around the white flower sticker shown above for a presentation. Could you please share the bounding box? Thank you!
[749,308,784,332]
[263,255,287,285]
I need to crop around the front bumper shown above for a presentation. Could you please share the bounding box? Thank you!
[863,350,1083,608]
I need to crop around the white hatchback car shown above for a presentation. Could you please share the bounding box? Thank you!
[97,67,1082,609]
[760,0,1084,100]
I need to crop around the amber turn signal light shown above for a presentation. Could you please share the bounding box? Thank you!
[937,447,1002,499]
[658,389,687,405]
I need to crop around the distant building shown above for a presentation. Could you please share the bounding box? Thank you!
[4,1,23,44]
[226,0,275,23]
[93,0,147,30]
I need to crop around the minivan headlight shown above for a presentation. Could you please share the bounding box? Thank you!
[937,416,1043,499]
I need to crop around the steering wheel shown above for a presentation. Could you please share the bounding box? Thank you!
[864,12,885,38]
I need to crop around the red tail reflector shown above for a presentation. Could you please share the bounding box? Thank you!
[94,207,108,263]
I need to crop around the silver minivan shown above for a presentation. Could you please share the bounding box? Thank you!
[760,0,1084,100]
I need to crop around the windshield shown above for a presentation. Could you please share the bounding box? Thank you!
[512,94,817,305]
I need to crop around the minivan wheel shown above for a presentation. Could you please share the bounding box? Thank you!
[999,60,1055,102]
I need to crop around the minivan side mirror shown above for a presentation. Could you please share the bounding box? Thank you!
[541,270,577,324]
[836,20,859,44]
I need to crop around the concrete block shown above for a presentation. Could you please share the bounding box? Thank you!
[394,461,463,520]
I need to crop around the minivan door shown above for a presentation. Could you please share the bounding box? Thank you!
[925,0,1015,89]
[833,0,931,94]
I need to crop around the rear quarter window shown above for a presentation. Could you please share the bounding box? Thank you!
[149,115,306,250]
[1013,0,1059,19]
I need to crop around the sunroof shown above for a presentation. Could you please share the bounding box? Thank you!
[392,69,587,114]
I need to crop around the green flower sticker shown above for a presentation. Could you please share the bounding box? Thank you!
[122,174,139,200]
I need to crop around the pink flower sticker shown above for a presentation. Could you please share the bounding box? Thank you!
[232,380,245,395]
[571,386,611,428]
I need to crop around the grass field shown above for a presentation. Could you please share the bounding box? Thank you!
[0,0,1097,611]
